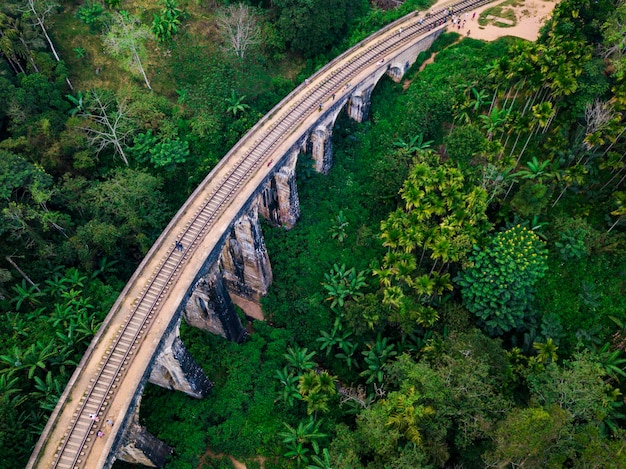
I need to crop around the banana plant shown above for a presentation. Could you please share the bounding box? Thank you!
[275,366,302,406]
[284,345,317,371]
[360,335,396,384]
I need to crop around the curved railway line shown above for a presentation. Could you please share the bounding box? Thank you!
[33,0,494,467]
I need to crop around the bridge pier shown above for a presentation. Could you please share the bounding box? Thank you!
[148,318,213,398]
[347,88,373,123]
[258,150,300,229]
[116,412,173,468]
[183,264,248,342]
[310,125,333,174]
[220,206,272,319]
[220,206,273,296]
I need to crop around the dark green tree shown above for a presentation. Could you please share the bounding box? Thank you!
[273,0,367,57]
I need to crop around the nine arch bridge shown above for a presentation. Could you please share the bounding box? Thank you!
[27,1,493,467]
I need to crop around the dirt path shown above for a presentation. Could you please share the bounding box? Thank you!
[197,447,264,469]
[406,0,559,88]
[431,0,559,41]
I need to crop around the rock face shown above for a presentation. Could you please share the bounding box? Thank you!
[183,264,247,343]
[148,321,213,398]
[220,207,273,301]
[258,151,300,229]
[116,418,173,468]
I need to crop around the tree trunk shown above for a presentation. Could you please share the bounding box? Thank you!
[31,4,74,90]
[5,256,42,292]
[608,216,623,232]
[134,51,152,90]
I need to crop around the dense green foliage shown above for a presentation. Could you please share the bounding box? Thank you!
[457,225,548,335]
[1,0,626,468]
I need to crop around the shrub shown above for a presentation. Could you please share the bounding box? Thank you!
[456,225,548,335]
[76,2,108,32]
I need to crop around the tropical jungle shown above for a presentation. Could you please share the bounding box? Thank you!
[1,0,626,467]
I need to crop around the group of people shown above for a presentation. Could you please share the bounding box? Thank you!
[89,413,114,439]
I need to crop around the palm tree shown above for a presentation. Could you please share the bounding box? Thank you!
[415,305,439,328]
[322,264,367,309]
[531,101,555,131]
[275,367,302,406]
[317,319,352,357]
[335,340,358,370]
[0,13,26,74]
[393,133,433,154]
[32,371,63,412]
[595,343,626,382]
[413,274,434,296]
[298,370,320,399]
[299,370,337,415]
[284,346,317,371]
[385,387,435,446]
[308,447,332,469]
[469,87,489,112]
[11,280,43,311]
[225,89,250,117]
[284,442,309,464]
[533,338,558,364]
[361,335,396,384]
[479,107,509,140]
[330,210,349,243]
[280,416,328,456]
[514,157,552,182]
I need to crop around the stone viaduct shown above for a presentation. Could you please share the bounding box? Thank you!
[27,1,491,467]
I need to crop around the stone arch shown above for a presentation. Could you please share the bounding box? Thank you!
[386,62,405,82]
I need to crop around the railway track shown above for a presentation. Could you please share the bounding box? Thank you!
[42,0,493,467]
